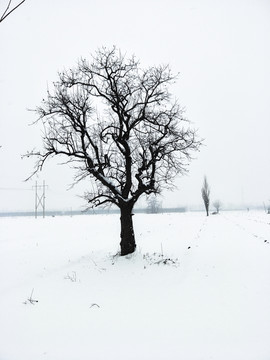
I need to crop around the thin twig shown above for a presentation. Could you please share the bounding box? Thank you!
[0,0,26,23]
[90,303,100,308]
[23,288,38,305]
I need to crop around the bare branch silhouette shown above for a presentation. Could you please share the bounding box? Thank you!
[0,0,26,23]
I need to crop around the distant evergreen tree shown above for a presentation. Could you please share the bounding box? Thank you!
[201,176,210,216]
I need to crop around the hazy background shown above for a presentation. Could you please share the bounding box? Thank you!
[0,0,269,212]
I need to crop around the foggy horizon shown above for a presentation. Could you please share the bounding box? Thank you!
[0,0,269,212]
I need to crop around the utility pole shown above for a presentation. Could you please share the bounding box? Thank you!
[33,181,48,218]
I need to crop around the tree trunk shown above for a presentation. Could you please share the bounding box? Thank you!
[204,202,209,216]
[119,204,136,256]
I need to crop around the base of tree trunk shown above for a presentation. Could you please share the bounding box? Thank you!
[120,241,136,256]
[120,206,136,256]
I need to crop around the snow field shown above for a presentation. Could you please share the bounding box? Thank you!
[0,211,269,360]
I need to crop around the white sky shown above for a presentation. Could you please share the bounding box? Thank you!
[0,0,269,212]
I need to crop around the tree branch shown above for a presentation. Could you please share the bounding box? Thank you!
[0,0,26,23]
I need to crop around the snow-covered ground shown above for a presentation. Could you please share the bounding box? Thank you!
[0,211,270,360]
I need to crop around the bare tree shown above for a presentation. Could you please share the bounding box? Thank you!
[213,200,221,214]
[147,195,162,214]
[26,47,201,255]
[0,0,26,23]
[201,176,210,216]
[266,201,270,214]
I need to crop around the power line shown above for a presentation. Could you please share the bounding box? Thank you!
[0,187,33,191]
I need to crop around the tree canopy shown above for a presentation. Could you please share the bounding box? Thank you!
[201,176,210,216]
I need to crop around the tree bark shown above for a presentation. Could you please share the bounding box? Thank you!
[119,203,136,256]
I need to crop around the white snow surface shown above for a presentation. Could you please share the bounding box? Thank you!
[0,211,270,360]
